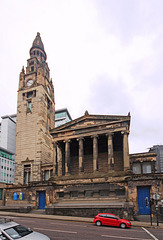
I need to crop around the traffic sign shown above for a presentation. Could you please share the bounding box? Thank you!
[153,193,160,200]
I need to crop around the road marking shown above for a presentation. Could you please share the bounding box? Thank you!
[102,235,151,240]
[50,222,87,227]
[99,227,145,233]
[34,227,77,234]
[142,227,159,240]
[72,224,87,227]
[50,222,68,226]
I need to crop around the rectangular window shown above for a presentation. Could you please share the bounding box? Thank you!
[29,61,34,66]
[71,191,78,198]
[116,189,125,196]
[132,163,141,174]
[27,91,33,99]
[24,172,27,184]
[143,163,152,174]
[24,164,31,184]
[0,189,3,200]
[100,190,109,197]
[28,101,32,111]
[58,192,64,198]
[44,170,49,181]
[85,191,93,198]
[28,171,31,182]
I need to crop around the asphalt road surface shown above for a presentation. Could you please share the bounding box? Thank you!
[9,216,163,240]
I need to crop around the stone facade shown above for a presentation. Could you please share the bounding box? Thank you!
[51,112,131,176]
[15,33,55,184]
[2,33,163,220]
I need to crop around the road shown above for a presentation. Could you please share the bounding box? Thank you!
[9,216,163,240]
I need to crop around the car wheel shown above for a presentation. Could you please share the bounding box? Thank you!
[96,221,102,226]
[120,223,126,229]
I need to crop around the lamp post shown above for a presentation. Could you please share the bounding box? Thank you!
[153,193,160,226]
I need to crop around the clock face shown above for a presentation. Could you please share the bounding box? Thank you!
[47,86,50,94]
[27,79,33,86]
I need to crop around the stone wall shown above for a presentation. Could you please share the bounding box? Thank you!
[46,205,134,220]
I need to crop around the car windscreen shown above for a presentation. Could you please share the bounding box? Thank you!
[4,225,33,239]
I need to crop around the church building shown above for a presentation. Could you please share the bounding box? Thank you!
[3,33,162,219]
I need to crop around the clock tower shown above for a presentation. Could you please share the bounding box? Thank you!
[15,33,55,184]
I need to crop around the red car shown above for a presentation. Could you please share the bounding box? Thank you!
[94,213,131,228]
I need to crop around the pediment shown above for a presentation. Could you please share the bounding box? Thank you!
[51,113,130,134]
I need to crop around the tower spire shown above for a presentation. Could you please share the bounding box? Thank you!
[30,32,47,62]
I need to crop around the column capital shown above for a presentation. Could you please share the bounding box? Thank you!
[77,137,84,141]
[121,130,130,135]
[64,139,71,143]
[91,134,98,139]
[106,132,114,138]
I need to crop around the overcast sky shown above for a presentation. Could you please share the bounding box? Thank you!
[0,0,163,154]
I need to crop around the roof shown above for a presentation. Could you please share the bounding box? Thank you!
[55,108,72,121]
[31,32,45,51]
[0,146,15,155]
[50,112,130,141]
[30,32,46,59]
[0,221,19,230]
[130,151,156,158]
[51,112,130,132]
[1,114,16,124]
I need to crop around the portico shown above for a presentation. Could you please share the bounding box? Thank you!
[51,112,131,177]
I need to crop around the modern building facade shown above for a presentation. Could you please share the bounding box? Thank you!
[0,147,15,183]
[55,108,72,127]
[150,145,163,173]
[0,114,16,153]
[0,110,71,156]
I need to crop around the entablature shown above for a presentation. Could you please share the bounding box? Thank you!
[52,126,128,143]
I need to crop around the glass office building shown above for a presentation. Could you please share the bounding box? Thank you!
[0,147,15,183]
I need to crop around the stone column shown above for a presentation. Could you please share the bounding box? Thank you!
[122,131,130,171]
[93,135,98,172]
[58,142,63,176]
[65,140,70,175]
[107,133,114,170]
[78,138,84,173]
[53,142,57,175]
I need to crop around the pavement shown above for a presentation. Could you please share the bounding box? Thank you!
[0,211,163,229]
